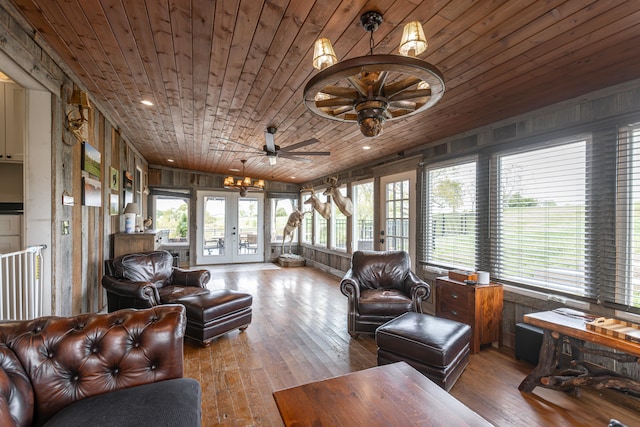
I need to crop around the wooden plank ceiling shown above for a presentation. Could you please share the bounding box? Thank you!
[7,0,640,183]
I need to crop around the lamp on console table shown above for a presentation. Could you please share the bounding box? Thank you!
[123,203,138,233]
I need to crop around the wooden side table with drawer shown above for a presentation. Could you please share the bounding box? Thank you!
[435,277,503,354]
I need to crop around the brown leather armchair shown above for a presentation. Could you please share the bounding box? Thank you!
[340,250,430,338]
[102,250,253,346]
[102,250,211,310]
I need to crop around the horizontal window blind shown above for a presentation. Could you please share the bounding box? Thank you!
[614,125,640,309]
[492,140,594,298]
[424,161,477,270]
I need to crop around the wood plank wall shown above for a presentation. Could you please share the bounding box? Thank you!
[0,2,147,315]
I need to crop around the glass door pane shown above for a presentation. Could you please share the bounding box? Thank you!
[237,197,259,257]
[202,195,227,260]
[380,171,416,264]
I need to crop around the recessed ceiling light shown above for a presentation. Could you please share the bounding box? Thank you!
[230,168,240,172]
[167,158,175,163]
[363,145,371,150]
[290,176,296,179]
[141,100,154,106]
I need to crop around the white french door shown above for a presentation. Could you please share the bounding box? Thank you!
[379,171,416,265]
[195,191,264,265]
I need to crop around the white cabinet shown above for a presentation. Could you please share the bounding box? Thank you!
[0,214,21,254]
[0,82,25,163]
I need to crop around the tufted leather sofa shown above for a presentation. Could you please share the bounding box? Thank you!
[102,250,253,346]
[340,250,431,338]
[0,305,201,427]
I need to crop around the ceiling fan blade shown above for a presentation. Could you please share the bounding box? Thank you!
[286,151,330,156]
[212,148,262,154]
[264,129,276,153]
[277,153,312,162]
[279,138,319,152]
[214,136,257,151]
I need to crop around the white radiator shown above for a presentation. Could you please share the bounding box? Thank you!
[0,245,46,320]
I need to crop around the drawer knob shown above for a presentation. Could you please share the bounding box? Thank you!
[451,293,458,299]
[451,310,458,316]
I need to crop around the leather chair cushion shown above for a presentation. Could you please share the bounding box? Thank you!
[113,251,174,287]
[351,251,411,289]
[376,312,471,368]
[358,289,413,316]
[42,378,201,427]
[159,285,211,303]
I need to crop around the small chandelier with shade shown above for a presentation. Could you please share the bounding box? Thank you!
[223,160,265,197]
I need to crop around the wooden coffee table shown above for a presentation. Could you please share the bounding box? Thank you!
[273,361,493,426]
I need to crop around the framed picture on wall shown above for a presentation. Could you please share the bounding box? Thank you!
[110,167,119,191]
[109,193,119,215]
[81,142,101,178]
[82,176,101,207]
[123,170,133,190]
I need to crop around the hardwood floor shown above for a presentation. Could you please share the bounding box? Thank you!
[183,265,640,427]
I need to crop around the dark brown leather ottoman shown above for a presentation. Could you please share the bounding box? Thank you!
[376,312,471,391]
[178,289,253,347]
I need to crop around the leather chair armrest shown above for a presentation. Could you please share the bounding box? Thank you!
[404,270,431,312]
[170,268,211,288]
[340,270,361,300]
[101,276,160,306]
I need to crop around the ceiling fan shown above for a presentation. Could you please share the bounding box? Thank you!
[263,127,330,165]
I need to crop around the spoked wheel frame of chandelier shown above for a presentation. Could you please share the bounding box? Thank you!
[303,10,446,138]
[303,55,445,137]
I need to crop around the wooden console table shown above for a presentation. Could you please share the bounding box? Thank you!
[273,362,492,426]
[518,308,640,395]
[113,230,162,258]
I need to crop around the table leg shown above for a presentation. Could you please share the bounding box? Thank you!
[519,329,559,393]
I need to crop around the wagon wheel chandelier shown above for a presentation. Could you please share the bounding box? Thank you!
[303,11,445,138]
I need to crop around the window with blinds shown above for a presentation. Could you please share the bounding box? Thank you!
[352,181,374,251]
[424,160,477,270]
[301,193,313,244]
[314,191,328,246]
[493,139,589,296]
[616,124,640,309]
[330,186,347,251]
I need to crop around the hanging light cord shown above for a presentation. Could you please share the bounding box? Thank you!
[369,30,375,55]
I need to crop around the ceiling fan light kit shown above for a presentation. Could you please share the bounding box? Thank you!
[304,11,445,138]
